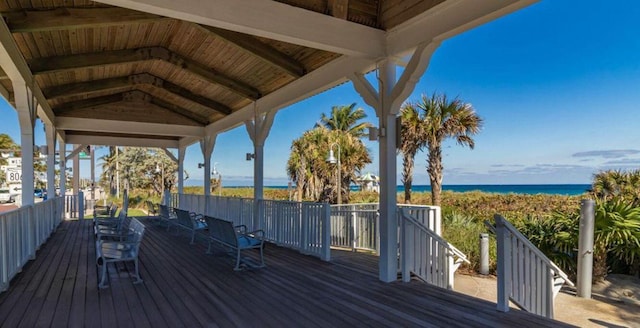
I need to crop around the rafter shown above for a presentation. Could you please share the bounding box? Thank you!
[29,47,261,100]
[198,25,305,78]
[94,0,385,58]
[56,117,203,137]
[1,7,169,33]
[42,73,232,115]
[53,90,209,125]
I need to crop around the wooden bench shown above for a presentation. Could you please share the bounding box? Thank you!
[174,208,207,244]
[204,216,265,270]
[96,218,145,289]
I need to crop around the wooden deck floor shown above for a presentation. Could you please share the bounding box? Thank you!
[0,219,573,328]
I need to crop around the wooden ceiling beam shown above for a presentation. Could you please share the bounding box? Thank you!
[65,134,179,148]
[1,7,169,33]
[43,76,131,99]
[94,0,385,58]
[328,0,349,20]
[54,94,123,115]
[42,73,232,115]
[198,25,305,78]
[56,117,203,137]
[29,47,261,100]
[53,90,209,125]
[148,95,210,125]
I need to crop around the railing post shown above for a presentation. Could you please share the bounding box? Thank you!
[321,203,331,261]
[400,210,410,282]
[28,205,36,260]
[1,214,8,292]
[577,199,595,298]
[300,204,308,253]
[78,191,84,220]
[479,233,490,275]
[447,254,455,289]
[351,205,357,251]
[496,217,511,312]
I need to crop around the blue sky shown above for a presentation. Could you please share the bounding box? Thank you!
[2,0,640,186]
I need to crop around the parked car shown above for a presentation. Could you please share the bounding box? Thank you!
[34,189,44,198]
[0,188,11,203]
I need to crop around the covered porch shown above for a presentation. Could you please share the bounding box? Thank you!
[0,218,567,327]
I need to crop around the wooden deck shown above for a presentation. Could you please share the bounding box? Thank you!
[0,218,572,328]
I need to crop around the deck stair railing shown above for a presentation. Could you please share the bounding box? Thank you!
[173,194,331,261]
[399,208,469,290]
[1,197,64,292]
[494,214,574,319]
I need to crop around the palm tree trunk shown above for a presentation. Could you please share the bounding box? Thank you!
[427,145,443,206]
[402,152,415,204]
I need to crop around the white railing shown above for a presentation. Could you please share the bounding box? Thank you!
[1,197,64,292]
[399,208,469,290]
[330,204,378,251]
[64,194,80,219]
[174,194,331,261]
[494,214,574,319]
[329,203,442,252]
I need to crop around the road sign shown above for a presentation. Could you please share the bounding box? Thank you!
[6,170,21,183]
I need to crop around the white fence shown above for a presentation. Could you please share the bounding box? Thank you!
[329,203,442,253]
[173,194,331,261]
[494,214,574,319]
[330,204,379,251]
[399,208,469,290]
[1,197,64,292]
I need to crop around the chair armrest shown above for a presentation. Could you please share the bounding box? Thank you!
[235,224,248,233]
[246,229,264,239]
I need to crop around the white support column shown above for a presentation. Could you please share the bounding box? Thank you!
[200,134,216,196]
[177,146,186,194]
[45,123,57,200]
[245,109,276,202]
[349,42,440,282]
[14,83,35,206]
[245,109,276,230]
[73,147,80,195]
[59,139,67,197]
[90,146,95,200]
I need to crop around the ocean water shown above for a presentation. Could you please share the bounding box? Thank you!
[262,184,592,196]
[401,184,591,196]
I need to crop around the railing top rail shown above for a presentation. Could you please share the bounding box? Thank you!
[400,208,469,263]
[494,214,574,286]
[397,204,440,209]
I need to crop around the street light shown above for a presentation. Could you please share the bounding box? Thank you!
[212,162,222,196]
[156,162,164,200]
[326,143,341,204]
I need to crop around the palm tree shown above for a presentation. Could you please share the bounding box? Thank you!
[419,93,482,206]
[398,103,426,203]
[287,127,371,203]
[318,103,371,138]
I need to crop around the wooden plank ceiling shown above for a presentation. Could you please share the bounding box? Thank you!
[0,0,444,144]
